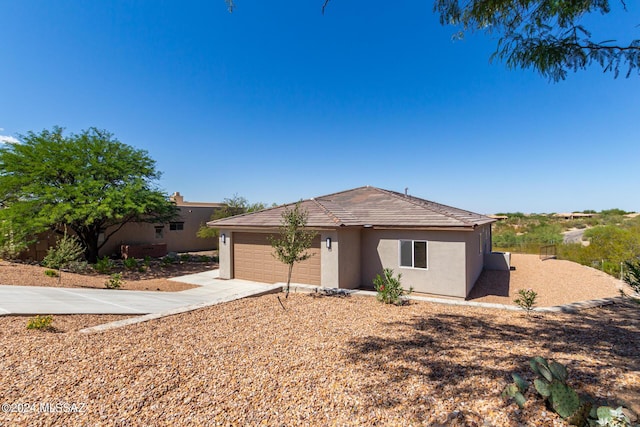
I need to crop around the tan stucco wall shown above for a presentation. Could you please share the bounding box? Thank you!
[464,224,490,295]
[361,229,469,298]
[99,206,218,256]
[319,228,362,289]
[218,229,233,279]
[320,230,339,287]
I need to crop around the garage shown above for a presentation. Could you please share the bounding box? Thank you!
[233,232,321,285]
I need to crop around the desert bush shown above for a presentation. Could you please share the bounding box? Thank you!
[123,257,138,270]
[623,259,640,294]
[26,315,54,330]
[93,256,114,274]
[105,273,123,289]
[42,234,84,270]
[44,269,58,277]
[373,268,412,305]
[513,288,538,315]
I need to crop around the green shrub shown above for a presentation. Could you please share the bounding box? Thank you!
[373,268,412,305]
[42,234,84,270]
[123,257,138,270]
[93,256,114,274]
[623,259,640,294]
[179,253,192,262]
[26,315,54,330]
[66,260,89,273]
[105,273,123,289]
[513,288,538,315]
[44,269,58,277]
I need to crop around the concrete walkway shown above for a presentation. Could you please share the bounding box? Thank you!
[0,270,280,316]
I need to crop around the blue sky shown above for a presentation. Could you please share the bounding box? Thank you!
[1,1,638,214]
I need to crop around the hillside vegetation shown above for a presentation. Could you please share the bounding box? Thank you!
[492,210,640,278]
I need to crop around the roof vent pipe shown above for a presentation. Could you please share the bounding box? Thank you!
[404,187,408,197]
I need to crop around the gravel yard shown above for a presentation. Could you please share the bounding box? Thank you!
[468,254,628,306]
[1,294,638,426]
[0,260,216,292]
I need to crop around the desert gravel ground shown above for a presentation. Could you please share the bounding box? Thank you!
[0,261,213,292]
[0,294,638,426]
[468,254,628,306]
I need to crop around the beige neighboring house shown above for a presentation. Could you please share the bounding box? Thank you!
[20,192,224,261]
[210,186,506,299]
[99,192,224,256]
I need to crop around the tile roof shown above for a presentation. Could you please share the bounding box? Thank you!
[207,186,495,229]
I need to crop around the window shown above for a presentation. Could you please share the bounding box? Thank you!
[155,226,164,239]
[399,240,428,269]
[169,222,184,231]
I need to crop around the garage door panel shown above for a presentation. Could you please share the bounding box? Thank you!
[233,233,321,285]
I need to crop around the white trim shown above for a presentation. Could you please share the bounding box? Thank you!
[398,239,428,270]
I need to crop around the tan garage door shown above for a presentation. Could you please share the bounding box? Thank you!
[233,233,321,285]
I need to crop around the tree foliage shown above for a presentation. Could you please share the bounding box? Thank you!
[0,127,178,262]
[197,194,266,239]
[433,0,640,81]
[267,0,640,81]
[268,202,317,298]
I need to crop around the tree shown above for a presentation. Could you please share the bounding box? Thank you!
[268,202,317,298]
[0,127,178,263]
[197,194,266,239]
[262,0,639,81]
[42,232,84,285]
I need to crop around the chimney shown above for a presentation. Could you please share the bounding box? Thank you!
[170,192,184,204]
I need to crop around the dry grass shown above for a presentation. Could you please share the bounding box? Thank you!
[1,294,638,426]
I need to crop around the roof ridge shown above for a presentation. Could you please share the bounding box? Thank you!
[310,198,344,226]
[373,187,479,226]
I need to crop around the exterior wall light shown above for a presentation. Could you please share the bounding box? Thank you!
[326,237,331,249]
[221,234,226,244]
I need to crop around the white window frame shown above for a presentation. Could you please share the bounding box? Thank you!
[398,240,428,270]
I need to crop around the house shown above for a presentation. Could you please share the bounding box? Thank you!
[19,192,224,261]
[209,186,504,298]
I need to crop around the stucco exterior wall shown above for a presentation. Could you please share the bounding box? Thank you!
[337,228,362,289]
[361,229,469,298]
[464,224,490,295]
[218,229,233,279]
[320,230,339,287]
[99,206,218,256]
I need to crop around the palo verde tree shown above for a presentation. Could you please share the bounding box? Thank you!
[268,202,317,298]
[197,194,266,239]
[226,1,640,81]
[0,127,178,263]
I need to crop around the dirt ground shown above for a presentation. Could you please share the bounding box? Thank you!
[468,254,629,306]
[0,259,219,292]
[0,294,638,426]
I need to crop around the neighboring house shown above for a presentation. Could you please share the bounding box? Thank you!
[209,186,504,298]
[19,192,224,261]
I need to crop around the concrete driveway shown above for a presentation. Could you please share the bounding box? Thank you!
[0,270,280,316]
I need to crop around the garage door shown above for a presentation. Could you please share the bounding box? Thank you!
[233,233,321,285]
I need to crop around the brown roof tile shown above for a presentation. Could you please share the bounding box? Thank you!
[208,186,495,229]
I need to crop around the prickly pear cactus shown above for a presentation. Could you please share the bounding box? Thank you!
[548,381,581,419]
[534,378,551,397]
[549,361,569,383]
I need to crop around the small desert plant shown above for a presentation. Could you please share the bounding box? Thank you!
[41,233,84,285]
[514,288,538,315]
[93,256,114,274]
[179,253,192,262]
[66,260,89,273]
[143,255,152,267]
[105,273,123,289]
[503,357,633,426]
[373,268,412,305]
[26,315,54,330]
[123,257,139,270]
[623,259,640,294]
[44,269,58,277]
